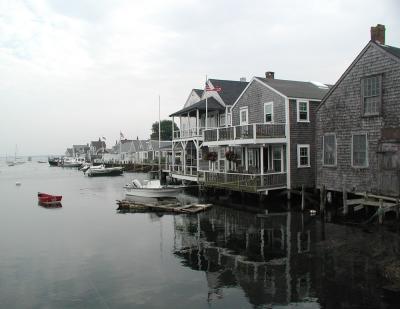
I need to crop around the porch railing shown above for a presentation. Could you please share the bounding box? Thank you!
[170,164,198,176]
[204,123,285,142]
[202,171,287,192]
[174,127,213,139]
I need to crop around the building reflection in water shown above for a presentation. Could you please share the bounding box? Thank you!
[172,207,321,307]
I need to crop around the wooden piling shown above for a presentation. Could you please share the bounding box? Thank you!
[378,199,384,224]
[343,186,348,216]
[301,185,305,211]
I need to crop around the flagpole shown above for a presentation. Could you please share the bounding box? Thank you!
[205,74,208,130]
[158,95,161,178]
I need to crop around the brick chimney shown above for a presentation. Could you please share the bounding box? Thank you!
[265,71,275,79]
[370,24,385,44]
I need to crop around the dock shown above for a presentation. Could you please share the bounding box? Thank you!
[116,199,212,214]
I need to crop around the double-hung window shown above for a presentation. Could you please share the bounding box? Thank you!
[297,144,310,168]
[297,100,309,122]
[352,134,368,168]
[264,102,273,123]
[240,107,248,125]
[362,75,381,115]
[323,134,336,166]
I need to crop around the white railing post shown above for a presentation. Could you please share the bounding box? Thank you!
[234,126,236,140]
[216,128,219,141]
[253,123,257,143]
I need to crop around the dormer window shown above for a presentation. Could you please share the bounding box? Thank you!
[362,75,381,116]
[297,100,309,122]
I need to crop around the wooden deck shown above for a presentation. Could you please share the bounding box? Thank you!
[116,199,212,214]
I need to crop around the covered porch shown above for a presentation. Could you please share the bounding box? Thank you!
[170,97,228,140]
[200,144,288,193]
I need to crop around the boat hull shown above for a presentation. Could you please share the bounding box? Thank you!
[87,167,123,177]
[38,192,62,204]
[126,187,183,198]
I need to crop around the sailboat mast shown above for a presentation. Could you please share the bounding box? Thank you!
[158,95,161,177]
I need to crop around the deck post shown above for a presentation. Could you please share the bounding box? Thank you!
[320,185,326,213]
[378,199,384,224]
[343,186,348,215]
[301,185,305,211]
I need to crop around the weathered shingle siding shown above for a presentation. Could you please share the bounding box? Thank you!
[289,100,319,189]
[316,43,400,195]
[232,80,286,125]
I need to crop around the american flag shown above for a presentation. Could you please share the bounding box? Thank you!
[205,85,222,92]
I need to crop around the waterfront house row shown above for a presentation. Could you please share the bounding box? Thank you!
[316,24,400,197]
[103,138,172,167]
[169,75,330,193]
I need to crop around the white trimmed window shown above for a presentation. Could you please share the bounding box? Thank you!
[323,134,336,166]
[264,102,273,123]
[352,134,368,167]
[297,144,310,168]
[240,107,248,125]
[297,100,309,122]
[219,113,226,126]
[362,75,381,115]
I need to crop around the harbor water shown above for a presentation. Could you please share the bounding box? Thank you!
[0,159,399,308]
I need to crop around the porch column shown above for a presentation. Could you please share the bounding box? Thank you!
[245,146,248,171]
[260,146,264,175]
[260,146,264,187]
[196,109,199,135]
[187,112,190,136]
[225,107,228,128]
[172,116,175,140]
[182,141,186,175]
[172,142,175,171]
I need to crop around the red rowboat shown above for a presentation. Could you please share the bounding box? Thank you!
[38,192,62,205]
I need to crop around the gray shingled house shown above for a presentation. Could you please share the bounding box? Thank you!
[169,78,248,182]
[201,73,330,193]
[316,25,400,197]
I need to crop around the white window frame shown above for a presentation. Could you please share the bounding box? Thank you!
[351,133,368,168]
[297,100,310,122]
[297,144,310,168]
[240,107,248,125]
[264,102,274,123]
[219,113,226,127]
[322,133,337,167]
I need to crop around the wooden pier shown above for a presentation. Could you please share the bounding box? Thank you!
[117,199,212,214]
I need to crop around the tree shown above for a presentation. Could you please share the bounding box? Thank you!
[150,119,179,140]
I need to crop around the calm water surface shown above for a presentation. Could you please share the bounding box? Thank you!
[0,159,397,308]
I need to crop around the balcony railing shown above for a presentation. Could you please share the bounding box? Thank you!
[204,123,286,142]
[203,171,287,192]
[174,127,214,140]
[170,164,198,176]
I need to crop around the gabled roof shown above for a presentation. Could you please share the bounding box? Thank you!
[169,97,224,117]
[255,77,330,100]
[317,41,400,111]
[90,140,106,150]
[209,79,248,105]
[379,44,400,59]
[193,89,204,98]
[149,140,172,151]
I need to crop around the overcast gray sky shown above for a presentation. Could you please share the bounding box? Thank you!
[0,0,399,155]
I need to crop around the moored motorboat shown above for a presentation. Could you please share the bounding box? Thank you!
[87,165,123,177]
[62,157,85,168]
[125,179,184,198]
[48,157,61,166]
[37,192,63,205]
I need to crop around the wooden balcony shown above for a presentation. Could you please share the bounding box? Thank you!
[202,171,287,193]
[203,123,286,144]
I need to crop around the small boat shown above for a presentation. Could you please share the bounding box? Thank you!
[62,157,85,168]
[87,165,123,177]
[37,160,47,163]
[48,157,60,166]
[125,179,184,198]
[38,192,63,205]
